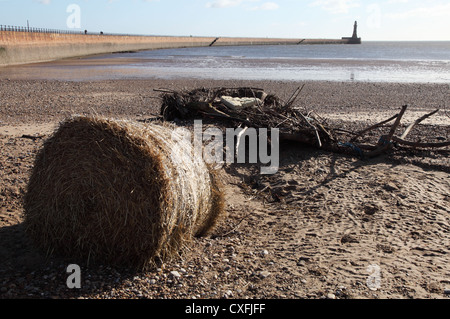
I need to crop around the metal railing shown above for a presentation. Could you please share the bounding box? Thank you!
[0,24,149,37]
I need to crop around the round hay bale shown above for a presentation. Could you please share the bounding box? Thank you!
[24,116,224,269]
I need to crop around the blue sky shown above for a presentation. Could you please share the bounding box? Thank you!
[0,0,449,40]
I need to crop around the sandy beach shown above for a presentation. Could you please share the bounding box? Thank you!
[0,78,449,299]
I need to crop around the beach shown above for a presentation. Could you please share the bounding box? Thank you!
[0,78,449,299]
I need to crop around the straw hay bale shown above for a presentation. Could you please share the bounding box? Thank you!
[24,116,224,268]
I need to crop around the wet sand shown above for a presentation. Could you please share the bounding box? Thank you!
[1,53,449,83]
[0,78,449,299]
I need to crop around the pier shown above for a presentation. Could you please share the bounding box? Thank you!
[0,22,361,66]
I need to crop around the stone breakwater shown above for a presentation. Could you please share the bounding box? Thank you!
[0,31,353,66]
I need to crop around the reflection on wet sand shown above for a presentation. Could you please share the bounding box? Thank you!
[0,50,449,83]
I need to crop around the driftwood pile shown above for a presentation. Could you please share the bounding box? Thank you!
[154,86,449,159]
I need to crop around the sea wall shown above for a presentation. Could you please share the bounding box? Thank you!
[0,31,218,66]
[213,37,301,46]
[213,37,351,46]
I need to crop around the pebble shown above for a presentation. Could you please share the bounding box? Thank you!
[297,260,306,267]
[169,271,181,279]
[326,293,336,299]
[259,271,271,279]
[444,289,450,295]
[226,245,235,253]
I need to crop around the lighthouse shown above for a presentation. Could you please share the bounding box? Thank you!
[352,21,358,38]
[342,21,362,44]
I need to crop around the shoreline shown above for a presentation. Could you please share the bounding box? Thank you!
[1,54,449,83]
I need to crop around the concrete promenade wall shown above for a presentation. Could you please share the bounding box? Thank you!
[0,31,218,66]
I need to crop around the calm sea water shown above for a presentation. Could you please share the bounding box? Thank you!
[3,41,450,83]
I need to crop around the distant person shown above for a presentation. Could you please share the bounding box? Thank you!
[84,30,87,35]
[100,31,103,35]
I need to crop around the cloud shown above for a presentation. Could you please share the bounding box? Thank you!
[37,0,51,4]
[310,0,360,14]
[385,0,409,4]
[206,0,245,8]
[384,3,450,19]
[250,2,279,11]
[206,0,262,9]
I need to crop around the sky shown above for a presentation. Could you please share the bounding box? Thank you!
[0,0,449,41]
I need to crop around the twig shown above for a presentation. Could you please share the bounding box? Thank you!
[296,112,322,148]
[21,134,45,140]
[211,212,253,239]
[315,121,335,142]
[400,109,440,140]
[392,137,450,148]
[153,88,177,94]
[350,114,399,142]
[365,105,408,158]
[283,84,306,110]
[334,128,359,136]
[199,111,254,127]
[274,117,291,128]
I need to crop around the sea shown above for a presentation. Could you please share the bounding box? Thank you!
[2,41,450,83]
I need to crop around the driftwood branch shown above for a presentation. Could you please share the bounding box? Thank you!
[400,109,440,140]
[392,137,450,148]
[156,88,448,161]
[296,111,322,148]
[364,105,408,158]
[350,114,398,142]
[387,105,409,140]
